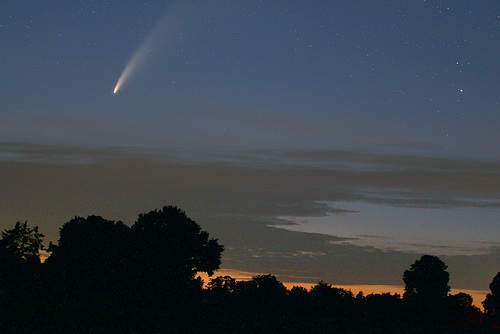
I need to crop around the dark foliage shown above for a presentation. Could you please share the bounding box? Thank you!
[309,281,355,318]
[403,255,451,323]
[0,221,44,261]
[0,213,498,332]
[234,274,288,311]
[44,216,130,299]
[0,222,44,295]
[448,293,483,326]
[129,206,224,305]
[287,286,310,314]
[41,206,223,306]
[206,275,237,306]
[403,255,451,300]
[360,292,403,322]
[484,272,500,324]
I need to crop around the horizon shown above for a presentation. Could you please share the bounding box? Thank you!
[33,218,492,310]
[2,142,498,295]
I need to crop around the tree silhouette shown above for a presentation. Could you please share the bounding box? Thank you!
[5,210,500,331]
[483,272,500,324]
[129,206,224,304]
[362,293,402,322]
[207,275,237,292]
[403,255,450,323]
[288,286,310,315]
[252,274,287,295]
[44,216,130,299]
[207,275,237,306]
[309,281,355,317]
[403,255,450,299]
[0,222,44,294]
[448,292,482,326]
[0,222,44,261]
[232,279,258,307]
[230,274,287,312]
[251,274,287,307]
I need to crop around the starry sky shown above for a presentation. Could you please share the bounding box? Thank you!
[1,1,499,302]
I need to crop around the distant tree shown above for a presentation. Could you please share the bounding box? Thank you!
[0,221,44,261]
[403,255,450,322]
[449,292,473,310]
[309,280,333,296]
[44,216,130,298]
[207,275,237,306]
[251,274,287,295]
[0,222,44,293]
[233,279,258,301]
[288,285,308,298]
[448,292,482,326]
[231,274,287,311]
[483,272,500,323]
[362,293,402,321]
[309,281,355,317]
[207,275,237,292]
[288,286,310,314]
[253,274,287,311]
[129,206,224,303]
[403,255,450,300]
[355,290,364,301]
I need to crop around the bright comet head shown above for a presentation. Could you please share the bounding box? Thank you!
[113,81,120,94]
[112,3,178,96]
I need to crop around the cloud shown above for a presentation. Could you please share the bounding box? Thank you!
[0,141,499,291]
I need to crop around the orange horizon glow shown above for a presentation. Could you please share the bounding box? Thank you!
[203,268,488,310]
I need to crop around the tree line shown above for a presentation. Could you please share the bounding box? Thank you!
[1,205,499,333]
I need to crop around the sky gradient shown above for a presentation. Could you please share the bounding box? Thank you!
[1,1,499,304]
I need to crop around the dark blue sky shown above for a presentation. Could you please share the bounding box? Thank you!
[2,0,499,156]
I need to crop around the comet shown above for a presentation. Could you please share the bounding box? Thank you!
[112,2,182,94]
[113,32,157,94]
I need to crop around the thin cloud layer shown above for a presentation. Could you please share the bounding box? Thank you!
[0,141,499,291]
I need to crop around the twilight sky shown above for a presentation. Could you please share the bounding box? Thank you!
[1,1,499,300]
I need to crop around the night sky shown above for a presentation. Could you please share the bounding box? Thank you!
[1,1,499,303]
